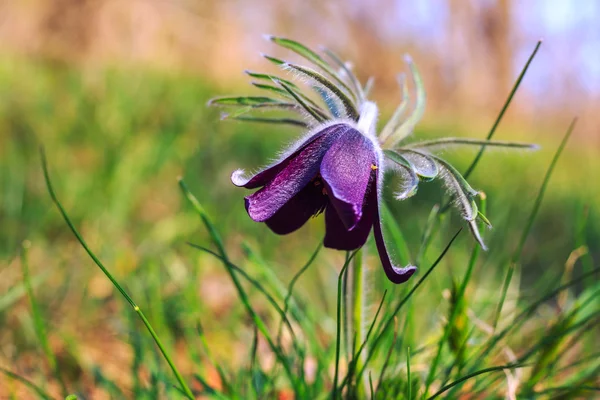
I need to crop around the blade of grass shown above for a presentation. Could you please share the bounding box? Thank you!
[492,118,577,330]
[422,195,487,397]
[186,243,301,350]
[426,364,526,399]
[341,290,389,394]
[178,178,300,394]
[462,40,542,180]
[276,241,323,345]
[20,240,68,396]
[360,229,463,378]
[374,317,398,397]
[407,347,412,400]
[41,148,194,400]
[407,138,539,151]
[0,367,54,400]
[466,266,600,374]
[195,321,233,396]
[332,251,356,399]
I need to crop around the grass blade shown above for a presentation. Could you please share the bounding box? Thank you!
[21,240,68,396]
[178,178,300,394]
[492,118,577,330]
[422,196,487,396]
[332,252,356,399]
[426,364,525,399]
[359,229,463,377]
[462,40,542,179]
[407,347,412,400]
[41,148,195,400]
[0,367,54,400]
[407,138,539,151]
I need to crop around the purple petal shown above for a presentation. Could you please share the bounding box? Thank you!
[323,172,376,250]
[320,128,377,230]
[245,124,352,222]
[262,180,327,235]
[372,178,417,284]
[232,123,351,189]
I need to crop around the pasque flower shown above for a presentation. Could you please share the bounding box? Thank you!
[210,36,537,284]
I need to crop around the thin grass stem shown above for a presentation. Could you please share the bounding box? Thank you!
[21,240,68,396]
[178,178,300,395]
[492,118,577,330]
[41,149,195,400]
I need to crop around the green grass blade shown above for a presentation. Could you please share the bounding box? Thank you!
[422,196,486,396]
[276,241,323,344]
[341,290,388,393]
[332,252,355,399]
[20,240,68,396]
[41,149,195,400]
[426,364,525,399]
[462,40,542,179]
[178,178,301,394]
[187,242,301,350]
[407,138,539,151]
[359,229,463,377]
[0,367,54,400]
[374,317,398,397]
[492,118,577,330]
[466,266,600,374]
[407,347,412,400]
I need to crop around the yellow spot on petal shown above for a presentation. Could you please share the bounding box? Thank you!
[371,164,378,170]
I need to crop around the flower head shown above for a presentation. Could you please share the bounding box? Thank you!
[210,36,537,284]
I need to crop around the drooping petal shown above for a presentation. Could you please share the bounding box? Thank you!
[323,175,376,250]
[245,123,352,222]
[263,180,327,235]
[232,123,350,189]
[320,128,378,230]
[372,172,417,284]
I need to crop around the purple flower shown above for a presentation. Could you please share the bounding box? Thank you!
[232,121,416,284]
[212,36,535,284]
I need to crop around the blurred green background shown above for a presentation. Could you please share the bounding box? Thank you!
[1,0,598,397]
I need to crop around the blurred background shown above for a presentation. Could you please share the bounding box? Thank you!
[1,0,598,397]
